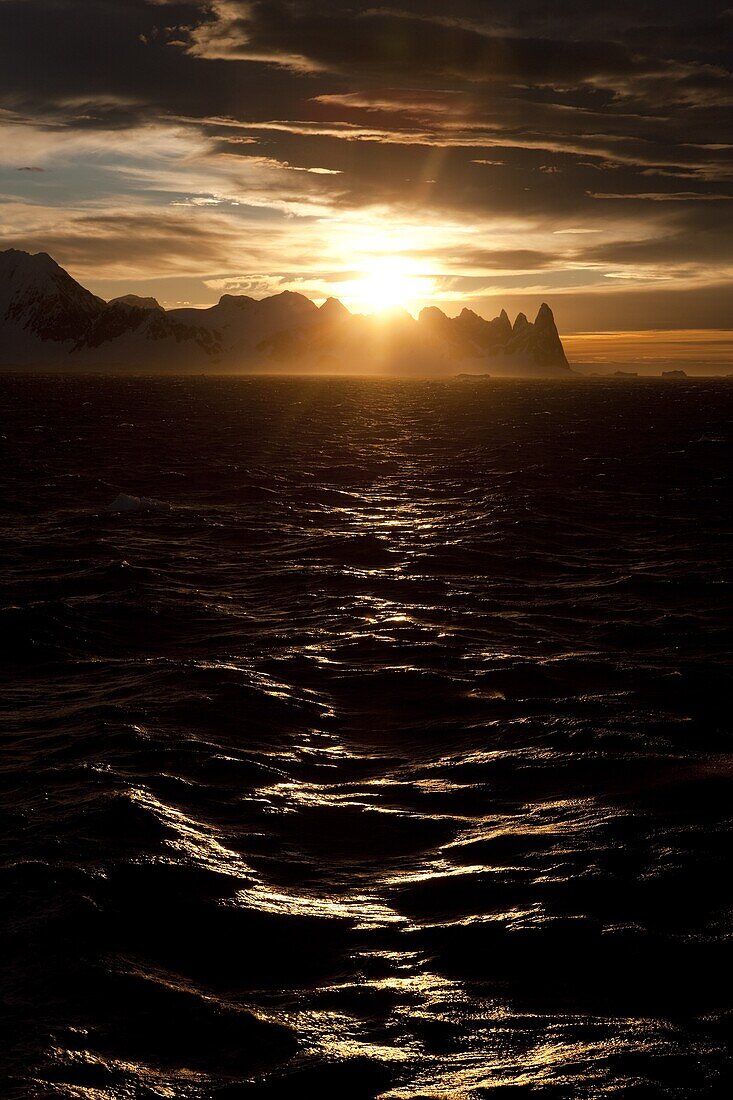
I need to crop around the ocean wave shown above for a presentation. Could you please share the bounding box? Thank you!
[2,375,731,1099]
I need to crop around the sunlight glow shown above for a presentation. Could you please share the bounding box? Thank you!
[346,255,436,314]
[324,224,440,314]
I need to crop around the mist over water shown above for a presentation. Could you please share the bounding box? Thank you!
[2,375,732,1098]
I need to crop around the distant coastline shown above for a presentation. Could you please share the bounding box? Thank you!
[3,248,731,378]
[1,248,571,377]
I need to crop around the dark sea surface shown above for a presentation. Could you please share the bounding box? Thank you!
[1,374,732,1099]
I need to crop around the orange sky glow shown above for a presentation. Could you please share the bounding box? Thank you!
[1,1,731,367]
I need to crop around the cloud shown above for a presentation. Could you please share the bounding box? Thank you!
[0,0,730,332]
[590,191,733,201]
[188,2,634,81]
[0,207,243,278]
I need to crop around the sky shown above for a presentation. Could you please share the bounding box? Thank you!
[0,1,731,365]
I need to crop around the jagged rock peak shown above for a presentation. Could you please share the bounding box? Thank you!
[513,312,530,332]
[419,306,449,323]
[494,309,513,339]
[534,302,555,328]
[320,296,350,320]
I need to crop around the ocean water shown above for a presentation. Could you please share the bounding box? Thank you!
[1,374,732,1099]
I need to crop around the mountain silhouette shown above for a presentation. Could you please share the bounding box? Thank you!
[0,249,571,374]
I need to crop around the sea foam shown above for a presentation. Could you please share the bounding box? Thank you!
[106,492,169,513]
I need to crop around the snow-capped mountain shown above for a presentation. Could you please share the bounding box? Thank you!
[0,249,104,354]
[0,249,572,374]
[418,302,570,371]
[167,291,320,356]
[0,250,219,366]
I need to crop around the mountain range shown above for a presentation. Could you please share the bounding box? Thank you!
[0,249,571,375]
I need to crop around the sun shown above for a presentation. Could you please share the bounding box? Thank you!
[327,223,438,314]
[350,257,427,314]
[322,220,442,314]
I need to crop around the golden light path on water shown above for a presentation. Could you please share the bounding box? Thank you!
[24,382,717,1095]
[57,474,683,1100]
[115,767,680,1100]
